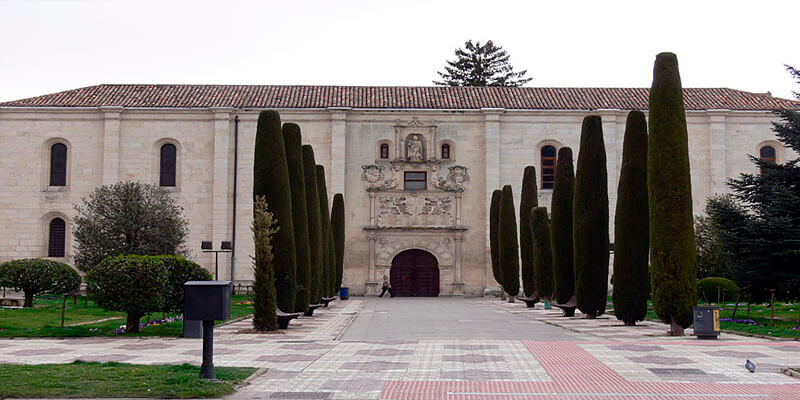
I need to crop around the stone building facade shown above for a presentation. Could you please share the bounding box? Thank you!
[1,85,798,296]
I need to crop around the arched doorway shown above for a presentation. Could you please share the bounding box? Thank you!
[390,249,439,297]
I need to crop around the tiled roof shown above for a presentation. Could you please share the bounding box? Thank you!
[1,84,798,111]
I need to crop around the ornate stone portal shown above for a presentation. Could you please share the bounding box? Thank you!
[362,118,469,296]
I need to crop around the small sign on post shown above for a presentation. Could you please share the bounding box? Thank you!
[184,281,232,380]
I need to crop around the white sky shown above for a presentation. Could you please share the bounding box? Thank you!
[1,0,798,103]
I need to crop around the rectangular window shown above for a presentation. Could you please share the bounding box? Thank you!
[404,171,427,190]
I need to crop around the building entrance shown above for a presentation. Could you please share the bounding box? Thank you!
[390,249,439,297]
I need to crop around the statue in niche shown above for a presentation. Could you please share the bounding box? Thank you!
[406,135,424,161]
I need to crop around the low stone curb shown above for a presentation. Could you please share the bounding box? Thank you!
[782,367,800,379]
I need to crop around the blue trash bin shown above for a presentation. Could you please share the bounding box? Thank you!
[339,287,349,300]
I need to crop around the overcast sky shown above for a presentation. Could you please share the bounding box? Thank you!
[1,0,798,103]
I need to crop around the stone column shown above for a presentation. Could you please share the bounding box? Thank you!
[328,107,349,197]
[708,111,728,195]
[211,108,232,280]
[482,108,503,246]
[455,191,463,225]
[366,234,378,295]
[369,191,376,225]
[100,106,123,185]
[452,233,465,295]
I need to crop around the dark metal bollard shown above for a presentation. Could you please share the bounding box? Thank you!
[184,281,232,380]
[200,320,215,379]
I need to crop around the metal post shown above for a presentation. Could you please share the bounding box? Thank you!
[215,252,219,280]
[200,320,215,379]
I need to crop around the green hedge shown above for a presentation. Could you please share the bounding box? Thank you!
[530,207,554,300]
[0,259,81,308]
[332,193,345,290]
[159,255,211,314]
[551,147,575,305]
[316,165,333,298]
[283,123,311,313]
[490,189,503,287]
[499,185,520,298]
[301,145,323,305]
[519,166,538,297]
[697,277,739,303]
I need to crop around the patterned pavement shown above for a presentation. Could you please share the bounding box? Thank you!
[1,298,799,399]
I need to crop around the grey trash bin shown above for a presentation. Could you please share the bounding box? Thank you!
[693,306,720,340]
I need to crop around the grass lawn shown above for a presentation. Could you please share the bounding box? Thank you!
[0,361,256,398]
[0,295,254,338]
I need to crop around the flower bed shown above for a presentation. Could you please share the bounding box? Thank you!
[113,315,182,334]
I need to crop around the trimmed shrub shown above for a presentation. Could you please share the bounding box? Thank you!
[530,207,554,300]
[283,123,311,313]
[551,147,575,305]
[574,115,610,318]
[648,52,697,334]
[252,196,279,331]
[159,255,211,314]
[302,145,323,305]
[316,165,333,298]
[697,277,739,304]
[498,185,520,299]
[612,110,650,326]
[519,166,538,297]
[253,110,297,313]
[490,189,503,287]
[0,259,81,307]
[332,193,345,290]
[328,223,336,297]
[86,255,168,334]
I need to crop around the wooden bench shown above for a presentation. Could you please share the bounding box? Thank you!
[552,295,577,317]
[304,304,322,317]
[276,308,302,329]
[516,292,539,308]
[0,297,24,307]
[320,296,336,307]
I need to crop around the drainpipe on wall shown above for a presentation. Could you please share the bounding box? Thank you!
[231,115,239,289]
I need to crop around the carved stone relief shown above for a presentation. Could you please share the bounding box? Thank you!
[361,164,398,191]
[376,193,454,227]
[375,236,454,266]
[433,166,470,192]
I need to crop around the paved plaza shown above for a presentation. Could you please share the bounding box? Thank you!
[1,297,799,399]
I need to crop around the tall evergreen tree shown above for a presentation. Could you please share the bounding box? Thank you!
[252,196,278,331]
[253,110,296,312]
[530,207,554,301]
[316,165,333,298]
[551,147,575,306]
[573,115,609,318]
[328,223,336,297]
[434,40,532,87]
[490,189,503,287]
[301,145,323,306]
[612,111,650,326]
[283,123,311,313]
[648,52,696,335]
[498,185,520,300]
[519,166,538,298]
[332,193,345,290]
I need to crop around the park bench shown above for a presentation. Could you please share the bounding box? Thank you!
[321,296,336,307]
[552,295,577,317]
[304,303,322,317]
[516,292,539,308]
[276,308,302,329]
[0,297,24,307]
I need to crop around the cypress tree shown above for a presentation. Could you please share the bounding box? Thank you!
[331,194,345,290]
[613,111,650,326]
[252,196,278,331]
[573,115,609,318]
[328,224,336,297]
[519,166,538,298]
[530,207,554,301]
[648,52,696,335]
[301,145,323,306]
[489,189,503,287]
[253,110,296,313]
[283,123,311,314]
[316,165,332,298]
[498,185,520,300]
[551,147,575,306]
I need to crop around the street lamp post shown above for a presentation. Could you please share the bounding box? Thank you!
[201,241,232,279]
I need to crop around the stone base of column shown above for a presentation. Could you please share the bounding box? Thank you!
[451,282,466,296]
[365,281,379,296]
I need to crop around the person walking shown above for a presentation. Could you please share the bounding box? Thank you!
[379,274,393,297]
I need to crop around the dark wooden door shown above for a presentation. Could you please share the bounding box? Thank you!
[390,249,439,297]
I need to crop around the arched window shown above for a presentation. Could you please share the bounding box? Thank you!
[541,145,557,189]
[160,143,177,187]
[760,145,776,175]
[48,218,66,257]
[380,143,389,159]
[49,143,67,186]
[441,143,451,159]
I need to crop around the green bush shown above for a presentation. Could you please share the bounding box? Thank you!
[332,193,345,290]
[519,166,538,297]
[316,165,333,298]
[0,259,81,308]
[530,207,554,300]
[490,189,503,287]
[499,185,520,299]
[283,123,311,313]
[551,147,575,305]
[252,196,279,331]
[574,115,610,318]
[697,277,739,304]
[159,255,211,314]
[612,110,650,326]
[648,52,697,334]
[253,110,297,313]
[86,255,168,334]
[302,145,323,305]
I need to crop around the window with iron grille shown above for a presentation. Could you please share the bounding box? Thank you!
[541,145,557,189]
[48,218,66,257]
[160,143,177,187]
[49,143,67,186]
[760,146,776,175]
[404,171,426,190]
[380,143,389,159]
[441,144,450,159]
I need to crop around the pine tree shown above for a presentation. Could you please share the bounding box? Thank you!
[490,189,503,287]
[573,115,609,319]
[551,147,575,306]
[612,111,650,326]
[331,193,345,290]
[316,165,333,298]
[252,196,278,331]
[499,185,520,300]
[302,146,323,306]
[519,166,538,298]
[253,110,296,312]
[648,52,696,335]
[282,123,311,314]
[530,207,554,300]
[434,40,532,87]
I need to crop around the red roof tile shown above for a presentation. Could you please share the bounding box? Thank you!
[1,84,798,111]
